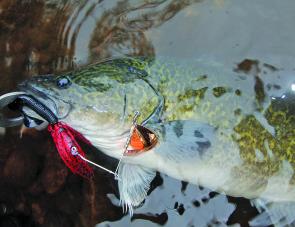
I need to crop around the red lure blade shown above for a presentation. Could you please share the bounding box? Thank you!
[48,122,94,179]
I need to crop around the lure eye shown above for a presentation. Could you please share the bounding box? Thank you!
[56,77,71,89]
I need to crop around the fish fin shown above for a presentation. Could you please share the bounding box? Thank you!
[118,163,156,216]
[151,120,216,162]
[250,199,295,227]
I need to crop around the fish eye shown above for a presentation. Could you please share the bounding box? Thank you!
[56,77,71,89]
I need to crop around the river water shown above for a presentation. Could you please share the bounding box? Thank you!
[0,1,295,226]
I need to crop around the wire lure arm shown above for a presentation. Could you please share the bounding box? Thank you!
[114,111,141,180]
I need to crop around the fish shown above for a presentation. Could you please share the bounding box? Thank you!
[18,57,295,222]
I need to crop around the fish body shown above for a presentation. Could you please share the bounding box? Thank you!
[20,57,295,209]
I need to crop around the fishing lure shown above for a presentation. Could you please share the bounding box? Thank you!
[0,92,157,180]
[48,122,94,179]
[7,94,94,179]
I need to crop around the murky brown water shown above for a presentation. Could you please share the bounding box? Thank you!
[1,0,295,226]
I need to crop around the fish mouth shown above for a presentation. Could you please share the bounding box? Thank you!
[17,80,59,117]
[17,78,75,126]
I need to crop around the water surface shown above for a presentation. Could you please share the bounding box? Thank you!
[1,1,295,226]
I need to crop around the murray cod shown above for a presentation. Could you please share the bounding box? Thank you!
[19,57,295,212]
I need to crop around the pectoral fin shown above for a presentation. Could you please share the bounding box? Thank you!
[118,163,156,216]
[150,120,216,162]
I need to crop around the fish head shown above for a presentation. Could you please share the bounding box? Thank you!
[19,59,161,155]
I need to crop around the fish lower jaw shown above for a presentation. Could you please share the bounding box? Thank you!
[79,128,129,159]
[102,148,125,160]
[91,138,157,163]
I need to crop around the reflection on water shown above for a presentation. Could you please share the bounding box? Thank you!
[0,0,295,226]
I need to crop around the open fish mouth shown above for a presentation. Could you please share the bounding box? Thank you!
[0,92,27,127]
[17,77,71,121]
[0,91,54,129]
[18,77,57,112]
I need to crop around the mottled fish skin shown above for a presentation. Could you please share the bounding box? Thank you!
[22,57,295,202]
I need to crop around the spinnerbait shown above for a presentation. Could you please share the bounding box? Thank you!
[8,94,94,179]
[0,92,153,180]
